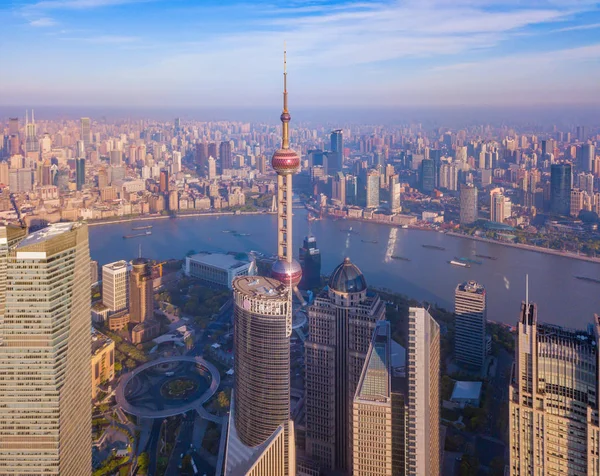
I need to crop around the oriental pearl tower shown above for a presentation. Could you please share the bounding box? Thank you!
[270,49,303,300]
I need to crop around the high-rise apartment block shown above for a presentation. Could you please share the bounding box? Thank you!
[454,281,487,370]
[509,305,600,475]
[0,223,91,475]
[298,234,321,290]
[459,183,478,225]
[102,260,130,313]
[305,258,385,473]
[129,257,153,323]
[366,169,380,209]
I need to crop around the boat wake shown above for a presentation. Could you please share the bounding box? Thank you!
[384,227,398,263]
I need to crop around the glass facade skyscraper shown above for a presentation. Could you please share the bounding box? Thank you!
[550,163,572,216]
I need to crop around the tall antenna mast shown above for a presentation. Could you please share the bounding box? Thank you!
[525,273,529,309]
[138,244,142,259]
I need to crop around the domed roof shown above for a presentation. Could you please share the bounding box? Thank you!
[328,257,367,293]
[272,148,300,175]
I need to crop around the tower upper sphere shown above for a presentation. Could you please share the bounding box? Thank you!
[271,47,300,175]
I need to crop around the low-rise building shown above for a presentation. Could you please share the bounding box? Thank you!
[131,320,161,344]
[184,251,256,289]
[91,329,115,399]
[108,310,130,331]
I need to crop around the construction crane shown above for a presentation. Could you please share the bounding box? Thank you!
[9,194,25,229]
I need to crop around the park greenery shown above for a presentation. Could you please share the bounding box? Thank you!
[157,279,230,326]
[92,455,129,476]
[161,378,197,398]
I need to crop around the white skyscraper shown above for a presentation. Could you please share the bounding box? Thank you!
[102,260,130,313]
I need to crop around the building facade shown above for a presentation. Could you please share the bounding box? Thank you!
[0,223,91,475]
[305,258,385,473]
[454,281,487,370]
[550,163,572,216]
[129,257,153,323]
[406,307,440,476]
[459,183,478,225]
[509,305,600,476]
[102,259,130,313]
[184,251,256,289]
[91,328,115,399]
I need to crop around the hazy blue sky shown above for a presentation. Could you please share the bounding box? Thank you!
[2,0,600,108]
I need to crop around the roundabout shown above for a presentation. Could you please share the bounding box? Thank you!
[115,356,220,419]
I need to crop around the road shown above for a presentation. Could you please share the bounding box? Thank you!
[165,412,195,475]
[146,419,163,476]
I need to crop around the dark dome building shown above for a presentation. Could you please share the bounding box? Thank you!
[328,257,367,294]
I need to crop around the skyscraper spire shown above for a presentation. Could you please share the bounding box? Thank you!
[281,45,290,150]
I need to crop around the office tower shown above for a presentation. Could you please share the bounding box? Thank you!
[580,144,596,172]
[76,157,85,191]
[225,276,296,475]
[298,234,321,290]
[454,281,487,370]
[550,163,572,216]
[207,156,217,180]
[353,314,440,476]
[129,257,153,323]
[332,171,346,205]
[352,320,406,476]
[305,257,385,473]
[80,117,91,147]
[330,129,343,174]
[102,260,130,313]
[225,53,299,476]
[159,169,169,193]
[0,223,91,475]
[196,142,208,169]
[366,169,380,208]
[220,141,233,170]
[420,158,435,193]
[174,117,181,132]
[577,125,586,141]
[490,189,511,223]
[208,142,218,162]
[459,183,478,224]
[138,144,147,165]
[24,109,39,153]
[406,307,440,476]
[509,305,600,476]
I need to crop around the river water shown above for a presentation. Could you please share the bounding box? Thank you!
[89,209,600,329]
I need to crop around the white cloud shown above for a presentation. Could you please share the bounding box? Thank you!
[23,0,153,11]
[554,22,600,32]
[29,17,57,26]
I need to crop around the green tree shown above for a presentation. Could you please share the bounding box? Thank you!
[217,390,230,409]
[137,452,149,474]
[459,455,479,476]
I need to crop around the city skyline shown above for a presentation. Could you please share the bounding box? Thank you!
[2,0,600,108]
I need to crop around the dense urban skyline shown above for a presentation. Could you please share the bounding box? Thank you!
[2,0,600,108]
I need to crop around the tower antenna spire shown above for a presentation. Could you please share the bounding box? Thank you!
[281,43,290,149]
